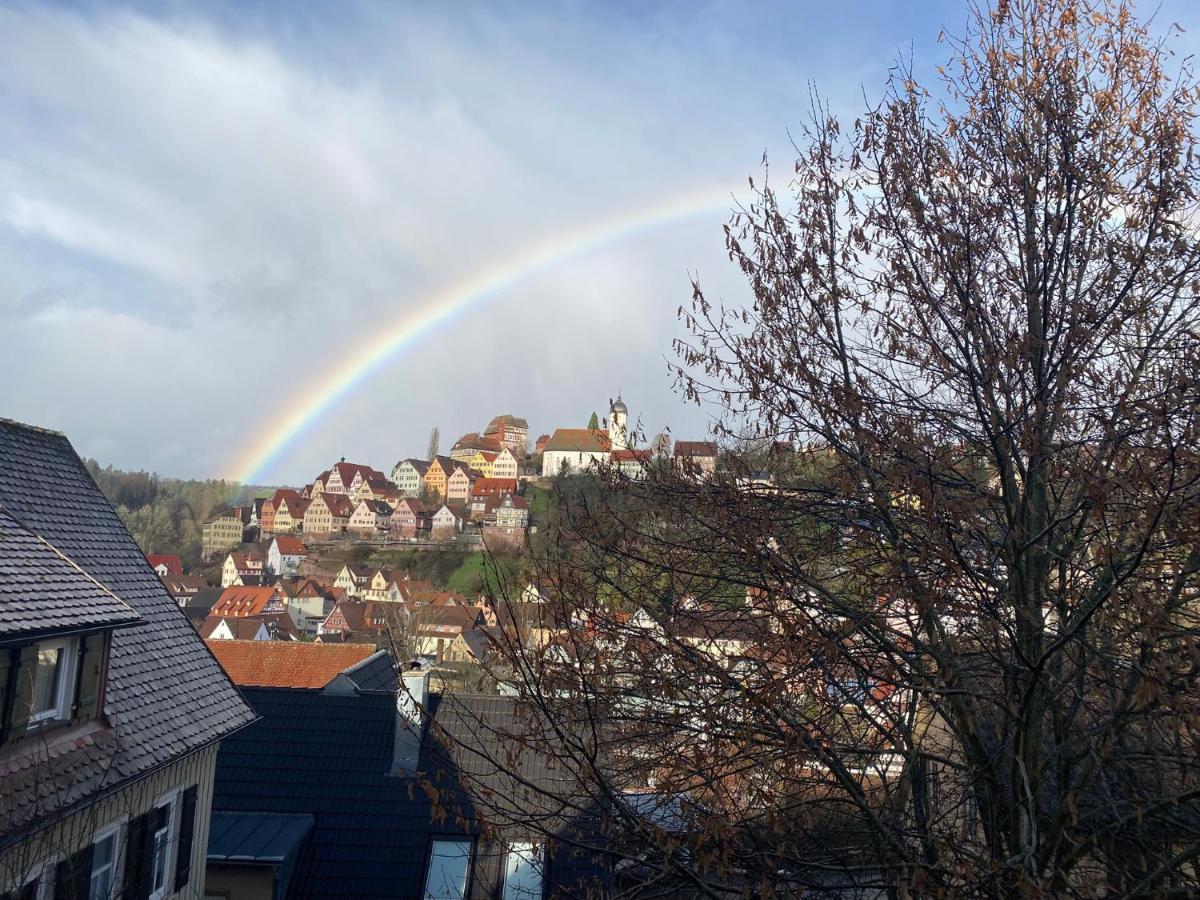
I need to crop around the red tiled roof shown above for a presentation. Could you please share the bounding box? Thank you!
[272,535,307,555]
[472,478,519,497]
[674,440,718,458]
[313,492,355,518]
[211,586,284,618]
[146,554,183,576]
[484,414,529,432]
[453,434,503,454]
[206,640,378,688]
[269,488,303,507]
[611,449,650,463]
[543,428,610,453]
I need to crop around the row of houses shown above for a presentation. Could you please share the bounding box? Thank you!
[197,569,495,666]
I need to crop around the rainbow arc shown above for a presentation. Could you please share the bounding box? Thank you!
[229,184,738,484]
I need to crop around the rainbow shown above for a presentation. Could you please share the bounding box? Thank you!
[229,183,739,484]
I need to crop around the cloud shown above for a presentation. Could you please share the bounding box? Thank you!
[0,0,961,481]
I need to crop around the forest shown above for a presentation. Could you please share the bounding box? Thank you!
[84,459,265,568]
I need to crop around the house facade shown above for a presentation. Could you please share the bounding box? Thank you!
[201,510,244,560]
[482,413,530,457]
[272,495,309,534]
[391,498,431,538]
[348,499,393,536]
[303,492,354,538]
[421,457,458,501]
[492,493,530,529]
[540,428,611,476]
[430,505,461,541]
[389,459,429,497]
[267,535,306,578]
[674,440,719,478]
[450,433,502,462]
[445,465,476,504]
[334,564,372,598]
[0,419,254,900]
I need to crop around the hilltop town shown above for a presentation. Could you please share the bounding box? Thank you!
[132,397,720,684]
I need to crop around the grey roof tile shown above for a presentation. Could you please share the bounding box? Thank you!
[0,506,142,639]
[0,419,256,840]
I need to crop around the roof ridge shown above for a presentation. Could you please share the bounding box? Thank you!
[0,417,67,438]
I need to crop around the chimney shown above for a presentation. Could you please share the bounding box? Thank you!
[391,668,430,774]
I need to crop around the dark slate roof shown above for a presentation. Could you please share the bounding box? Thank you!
[0,420,256,839]
[212,688,602,899]
[339,650,397,693]
[208,811,313,863]
[0,506,142,640]
[213,688,440,899]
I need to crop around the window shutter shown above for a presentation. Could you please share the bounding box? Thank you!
[73,632,108,723]
[6,645,40,740]
[174,786,198,890]
[122,812,153,900]
[54,844,93,900]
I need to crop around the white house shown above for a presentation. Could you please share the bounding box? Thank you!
[348,498,393,535]
[221,551,262,588]
[490,447,520,480]
[390,459,429,496]
[267,535,307,578]
[430,504,461,540]
[493,494,530,529]
[541,396,630,476]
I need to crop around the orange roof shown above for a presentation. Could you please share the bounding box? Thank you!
[212,586,284,618]
[272,534,307,555]
[472,478,519,496]
[544,428,610,453]
[206,640,380,689]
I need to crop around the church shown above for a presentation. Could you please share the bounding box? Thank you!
[540,396,630,476]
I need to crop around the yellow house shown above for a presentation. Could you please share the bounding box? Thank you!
[466,450,494,477]
[272,496,309,534]
[202,509,244,560]
[303,493,353,537]
[421,457,456,500]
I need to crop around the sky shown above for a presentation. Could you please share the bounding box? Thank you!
[2,0,1195,485]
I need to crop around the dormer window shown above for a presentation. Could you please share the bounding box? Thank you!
[3,631,110,745]
[29,637,78,725]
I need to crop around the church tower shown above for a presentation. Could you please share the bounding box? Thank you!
[608,395,628,451]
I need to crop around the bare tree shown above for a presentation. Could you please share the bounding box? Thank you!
[427,427,441,461]
[458,1,1200,897]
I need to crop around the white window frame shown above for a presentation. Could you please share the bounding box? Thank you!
[422,837,473,900]
[502,841,544,900]
[28,636,78,726]
[148,789,180,900]
[6,860,52,900]
[89,816,127,900]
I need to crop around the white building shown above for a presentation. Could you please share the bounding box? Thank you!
[540,396,630,476]
[390,459,429,496]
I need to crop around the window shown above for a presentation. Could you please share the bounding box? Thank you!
[423,839,471,900]
[502,842,543,900]
[149,795,177,899]
[90,823,123,900]
[29,637,76,724]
